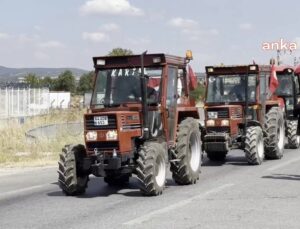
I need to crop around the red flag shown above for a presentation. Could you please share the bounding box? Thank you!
[188,65,198,90]
[269,64,279,93]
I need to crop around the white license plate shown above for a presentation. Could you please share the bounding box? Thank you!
[94,116,108,126]
[208,112,218,119]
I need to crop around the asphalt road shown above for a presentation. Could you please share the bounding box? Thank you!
[1,148,300,229]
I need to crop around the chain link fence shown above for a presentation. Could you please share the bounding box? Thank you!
[0,87,50,119]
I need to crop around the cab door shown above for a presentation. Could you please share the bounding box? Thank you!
[166,66,178,143]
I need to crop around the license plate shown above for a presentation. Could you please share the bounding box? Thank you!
[208,112,218,119]
[94,116,108,126]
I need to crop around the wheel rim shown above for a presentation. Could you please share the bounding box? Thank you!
[257,133,264,159]
[296,135,300,147]
[277,122,284,151]
[189,132,201,172]
[155,155,166,187]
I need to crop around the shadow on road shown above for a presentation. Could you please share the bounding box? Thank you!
[47,176,178,198]
[262,174,300,181]
[225,155,250,166]
[202,154,250,167]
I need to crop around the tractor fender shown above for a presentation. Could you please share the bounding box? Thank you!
[246,120,267,137]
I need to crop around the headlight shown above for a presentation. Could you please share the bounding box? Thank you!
[86,131,97,141]
[221,120,229,126]
[207,112,218,119]
[207,120,215,127]
[106,130,118,140]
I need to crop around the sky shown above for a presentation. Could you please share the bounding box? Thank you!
[0,0,300,71]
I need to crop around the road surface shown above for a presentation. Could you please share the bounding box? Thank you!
[1,148,300,229]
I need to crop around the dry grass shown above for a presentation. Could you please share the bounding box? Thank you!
[0,108,85,167]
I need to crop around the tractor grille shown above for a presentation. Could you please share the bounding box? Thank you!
[86,141,119,151]
[206,127,230,134]
[207,108,229,118]
[85,114,117,130]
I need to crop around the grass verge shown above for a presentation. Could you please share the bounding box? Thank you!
[0,108,85,167]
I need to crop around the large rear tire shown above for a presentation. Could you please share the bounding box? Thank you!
[244,126,264,165]
[170,118,202,185]
[264,107,285,159]
[136,142,166,196]
[58,144,89,196]
[287,121,300,149]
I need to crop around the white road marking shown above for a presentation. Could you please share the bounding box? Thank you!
[267,156,300,171]
[123,183,234,226]
[0,183,52,200]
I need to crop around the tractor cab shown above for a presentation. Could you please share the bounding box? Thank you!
[274,66,300,120]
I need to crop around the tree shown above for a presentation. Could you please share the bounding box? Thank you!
[40,76,54,89]
[190,83,206,101]
[54,70,76,93]
[108,48,133,56]
[24,73,40,87]
[77,71,94,94]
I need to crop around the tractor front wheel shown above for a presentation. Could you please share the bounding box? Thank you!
[244,126,264,165]
[136,142,166,196]
[58,144,89,196]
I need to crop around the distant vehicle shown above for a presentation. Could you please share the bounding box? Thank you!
[202,63,285,165]
[274,66,300,149]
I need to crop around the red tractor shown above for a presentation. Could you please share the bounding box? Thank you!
[203,64,285,165]
[58,52,203,196]
[274,65,300,148]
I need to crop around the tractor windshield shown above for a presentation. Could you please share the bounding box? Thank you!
[275,74,293,96]
[206,74,257,103]
[91,67,162,107]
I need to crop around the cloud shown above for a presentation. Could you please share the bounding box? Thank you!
[18,34,40,43]
[101,23,120,32]
[82,32,109,42]
[169,17,198,30]
[38,41,65,48]
[0,33,10,40]
[239,23,253,30]
[80,0,143,16]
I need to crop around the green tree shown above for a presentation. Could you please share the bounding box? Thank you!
[77,71,94,94]
[54,70,76,93]
[24,73,40,87]
[190,83,206,101]
[40,76,54,89]
[108,48,133,56]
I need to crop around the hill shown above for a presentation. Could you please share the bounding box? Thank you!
[0,66,89,82]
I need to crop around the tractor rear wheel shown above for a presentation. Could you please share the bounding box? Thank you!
[287,121,300,149]
[244,126,264,165]
[170,118,202,185]
[58,144,89,196]
[264,107,285,159]
[136,142,166,196]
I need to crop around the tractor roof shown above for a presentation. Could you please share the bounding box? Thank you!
[275,65,294,73]
[93,53,186,69]
[205,64,271,75]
